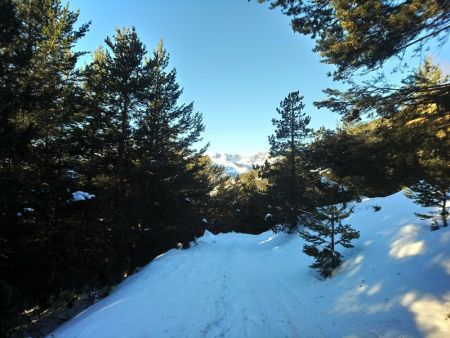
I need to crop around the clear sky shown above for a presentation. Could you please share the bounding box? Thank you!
[69,0,449,154]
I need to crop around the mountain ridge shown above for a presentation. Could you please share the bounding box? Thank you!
[208,151,270,177]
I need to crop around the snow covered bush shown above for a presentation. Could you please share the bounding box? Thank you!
[71,191,95,201]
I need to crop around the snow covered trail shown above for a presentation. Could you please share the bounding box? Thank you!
[50,192,450,338]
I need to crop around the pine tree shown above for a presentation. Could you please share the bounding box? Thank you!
[75,30,213,283]
[76,47,111,179]
[405,179,449,230]
[235,170,270,233]
[0,0,23,328]
[300,200,359,278]
[136,40,206,162]
[133,40,210,247]
[74,27,152,281]
[102,27,150,172]
[260,2,449,162]
[388,59,450,220]
[307,58,449,198]
[1,3,220,334]
[0,0,23,158]
[267,91,312,230]
[0,0,92,333]
[260,0,450,81]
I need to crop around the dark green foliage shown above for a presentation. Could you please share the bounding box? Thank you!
[2,0,446,334]
[73,31,212,283]
[260,0,450,80]
[308,57,450,198]
[0,1,216,335]
[316,58,450,124]
[102,27,149,170]
[233,171,270,233]
[405,179,449,230]
[260,2,449,211]
[0,279,12,311]
[0,1,94,334]
[307,123,422,197]
[268,91,312,157]
[260,2,449,160]
[266,91,313,230]
[205,169,270,234]
[262,156,324,232]
[300,198,359,278]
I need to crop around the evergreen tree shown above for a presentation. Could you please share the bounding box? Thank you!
[133,40,210,248]
[260,2,449,167]
[202,168,270,235]
[0,0,23,159]
[260,0,450,80]
[300,197,359,278]
[1,2,220,334]
[405,179,449,229]
[233,170,269,233]
[76,47,111,180]
[307,121,418,197]
[0,0,92,333]
[77,32,214,281]
[307,59,449,199]
[75,27,153,282]
[266,91,313,230]
[137,40,206,158]
[316,56,450,123]
[102,27,150,172]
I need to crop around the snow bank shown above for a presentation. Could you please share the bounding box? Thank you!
[50,191,450,338]
[71,191,95,202]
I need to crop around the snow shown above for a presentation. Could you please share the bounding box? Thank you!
[71,191,95,201]
[50,191,450,338]
[17,208,34,217]
[208,152,269,177]
[65,169,80,180]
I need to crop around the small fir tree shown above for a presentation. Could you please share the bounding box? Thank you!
[300,201,359,278]
[405,179,449,230]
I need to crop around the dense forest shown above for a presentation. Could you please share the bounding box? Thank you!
[1,0,449,336]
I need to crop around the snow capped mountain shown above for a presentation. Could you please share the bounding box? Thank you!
[208,152,270,177]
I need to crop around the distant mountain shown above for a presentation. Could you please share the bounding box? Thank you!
[208,152,270,177]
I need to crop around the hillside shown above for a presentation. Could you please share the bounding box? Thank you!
[49,191,450,338]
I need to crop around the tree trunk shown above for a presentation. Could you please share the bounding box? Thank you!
[290,112,296,229]
[330,211,337,269]
[442,194,448,227]
[119,95,129,171]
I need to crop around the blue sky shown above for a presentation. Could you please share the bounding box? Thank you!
[69,0,449,154]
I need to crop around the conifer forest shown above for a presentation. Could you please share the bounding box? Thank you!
[0,1,449,337]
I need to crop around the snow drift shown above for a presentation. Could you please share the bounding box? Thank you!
[50,191,450,338]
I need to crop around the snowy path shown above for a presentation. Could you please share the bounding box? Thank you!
[52,233,308,338]
[51,192,450,338]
